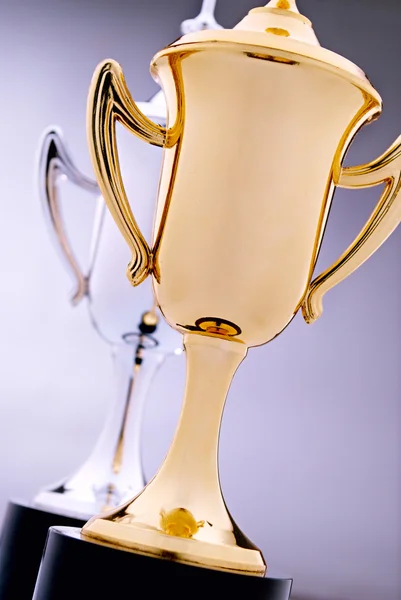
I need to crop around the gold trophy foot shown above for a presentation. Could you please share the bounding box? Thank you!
[81,512,266,576]
[81,336,265,576]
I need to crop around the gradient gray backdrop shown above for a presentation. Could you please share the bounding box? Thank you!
[0,1,400,599]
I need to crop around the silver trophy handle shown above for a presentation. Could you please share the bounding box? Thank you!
[37,127,99,305]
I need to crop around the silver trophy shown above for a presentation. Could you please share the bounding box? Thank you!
[32,0,223,524]
[0,5,224,600]
[34,109,182,520]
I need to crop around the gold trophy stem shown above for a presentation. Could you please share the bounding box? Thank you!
[82,334,266,575]
[157,334,245,490]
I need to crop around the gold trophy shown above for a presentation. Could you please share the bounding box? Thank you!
[82,0,401,579]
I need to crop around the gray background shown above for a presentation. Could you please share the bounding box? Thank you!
[0,1,400,599]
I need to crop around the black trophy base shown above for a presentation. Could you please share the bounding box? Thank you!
[0,501,85,600]
[33,526,293,599]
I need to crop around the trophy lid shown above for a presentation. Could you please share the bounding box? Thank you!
[161,0,381,106]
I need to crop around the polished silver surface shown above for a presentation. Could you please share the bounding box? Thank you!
[38,125,180,349]
[180,0,222,34]
[32,0,225,522]
[33,340,168,519]
[38,126,99,306]
[35,121,181,519]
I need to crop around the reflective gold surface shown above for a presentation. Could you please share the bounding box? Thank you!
[276,0,290,9]
[83,335,265,575]
[160,508,205,539]
[85,0,401,577]
[303,134,401,323]
[87,61,166,287]
[91,50,379,348]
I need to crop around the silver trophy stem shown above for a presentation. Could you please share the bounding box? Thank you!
[35,126,178,520]
[33,340,166,519]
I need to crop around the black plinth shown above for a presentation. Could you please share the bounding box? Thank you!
[0,501,85,600]
[33,526,292,599]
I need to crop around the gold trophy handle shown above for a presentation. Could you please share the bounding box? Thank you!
[87,59,167,286]
[302,135,401,323]
[38,127,99,305]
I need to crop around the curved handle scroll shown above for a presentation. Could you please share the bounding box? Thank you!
[87,59,167,287]
[38,127,99,305]
[302,135,401,323]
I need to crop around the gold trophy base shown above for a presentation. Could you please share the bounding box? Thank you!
[82,519,266,575]
[33,527,292,599]
[81,334,266,576]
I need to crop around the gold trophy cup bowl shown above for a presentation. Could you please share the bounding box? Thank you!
[82,0,401,577]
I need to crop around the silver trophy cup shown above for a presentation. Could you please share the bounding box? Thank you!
[34,92,182,519]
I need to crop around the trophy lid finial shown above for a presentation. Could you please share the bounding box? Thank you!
[234,0,320,46]
[268,0,298,11]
